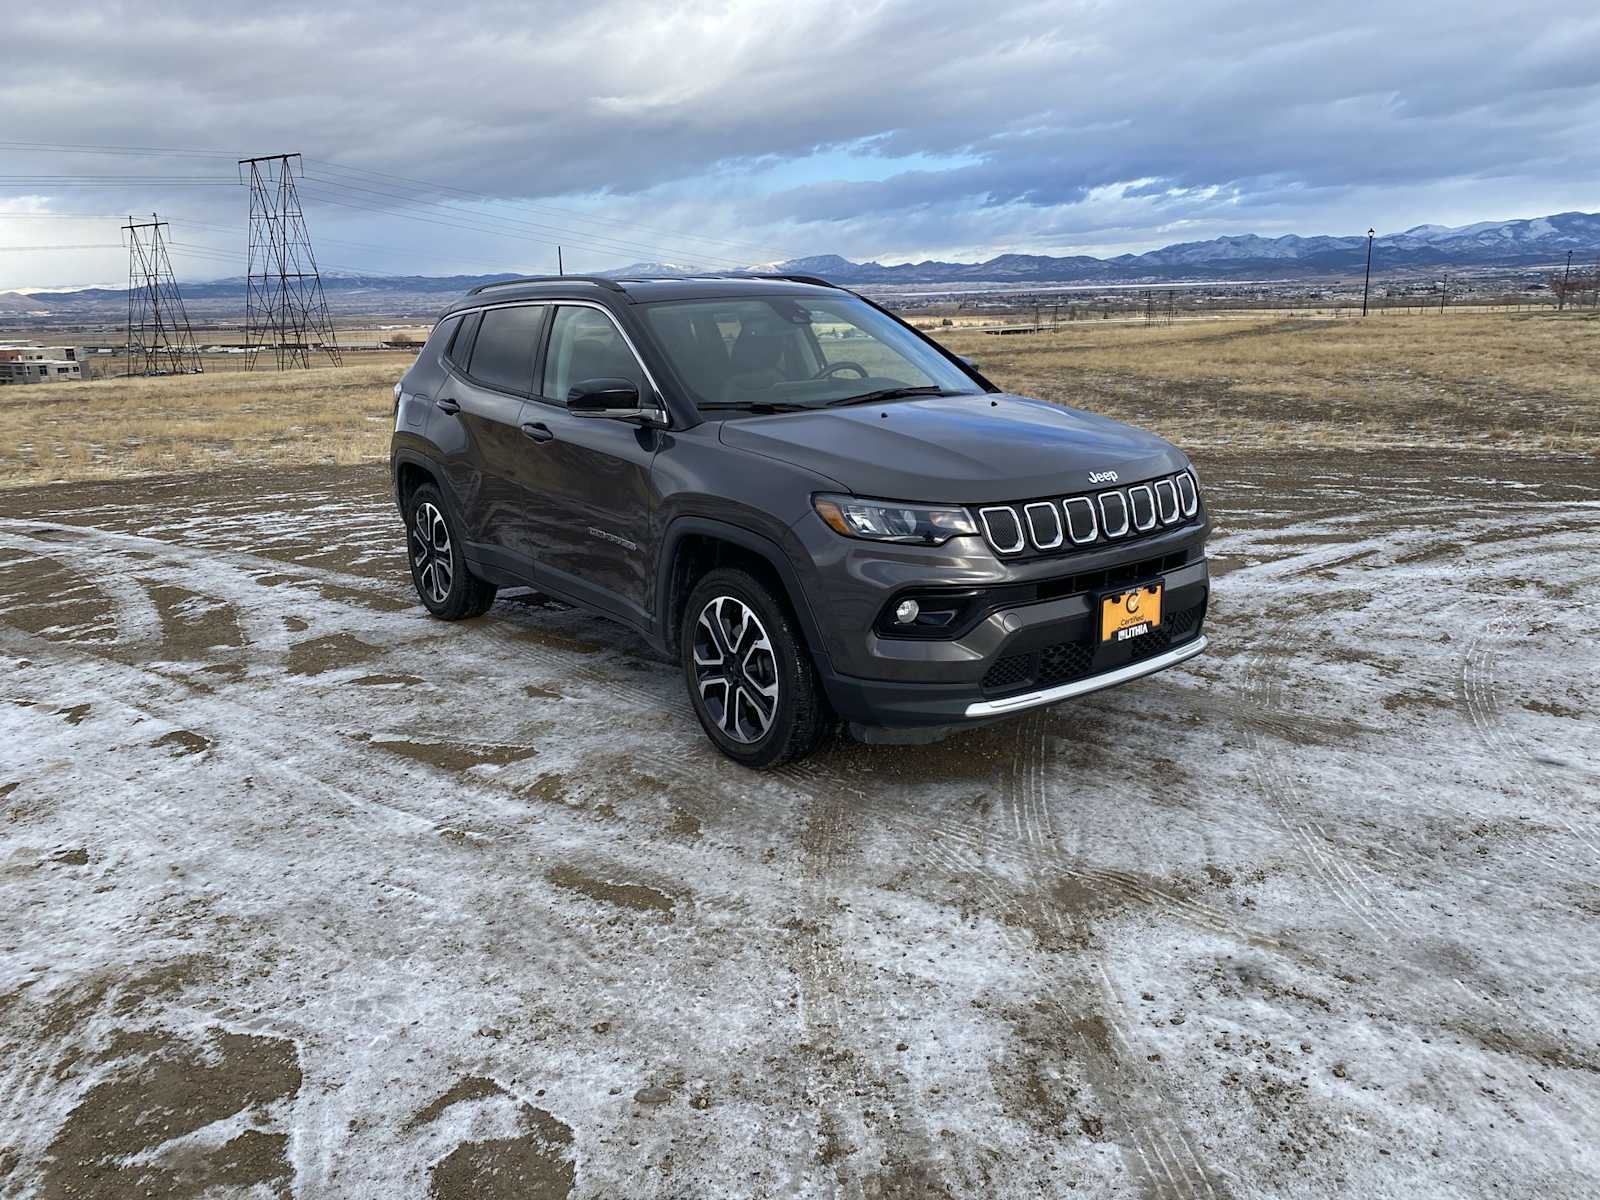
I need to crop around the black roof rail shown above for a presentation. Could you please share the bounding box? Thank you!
[466,275,626,296]
[748,273,841,289]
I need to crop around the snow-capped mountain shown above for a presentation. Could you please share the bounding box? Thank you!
[726,211,1600,285]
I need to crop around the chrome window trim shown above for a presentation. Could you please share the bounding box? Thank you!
[446,296,665,408]
[1128,483,1157,532]
[978,506,1026,554]
[1024,501,1064,550]
[1154,478,1180,525]
[1098,489,1130,538]
[1062,495,1099,544]
[1176,471,1199,516]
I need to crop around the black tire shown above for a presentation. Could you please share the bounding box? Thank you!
[405,483,496,620]
[681,567,830,769]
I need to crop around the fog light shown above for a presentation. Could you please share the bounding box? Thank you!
[894,599,920,625]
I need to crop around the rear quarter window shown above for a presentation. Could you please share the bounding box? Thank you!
[424,315,461,359]
[446,311,482,371]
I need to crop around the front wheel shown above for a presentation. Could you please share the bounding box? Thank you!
[681,567,830,768]
[405,483,496,619]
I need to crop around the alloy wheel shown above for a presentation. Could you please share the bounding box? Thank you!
[692,595,780,743]
[410,502,454,605]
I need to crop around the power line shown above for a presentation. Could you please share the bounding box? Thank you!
[297,176,760,268]
[306,157,797,261]
[0,139,794,267]
[0,138,808,274]
[0,213,132,219]
[296,183,722,271]
[0,139,238,160]
[0,176,239,185]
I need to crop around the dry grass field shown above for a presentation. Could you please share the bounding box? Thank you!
[0,353,410,485]
[2,310,1595,489]
[941,309,1600,453]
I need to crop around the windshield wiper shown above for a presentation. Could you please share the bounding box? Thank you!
[825,386,951,408]
[698,400,810,414]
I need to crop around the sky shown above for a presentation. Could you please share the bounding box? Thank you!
[1,0,1598,289]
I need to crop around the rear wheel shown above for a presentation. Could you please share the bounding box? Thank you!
[681,567,829,768]
[406,483,496,619]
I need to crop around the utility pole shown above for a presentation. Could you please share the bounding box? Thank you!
[239,153,341,369]
[123,214,202,377]
[1362,228,1375,316]
[1558,250,1573,312]
[558,246,564,276]
[1440,274,1447,314]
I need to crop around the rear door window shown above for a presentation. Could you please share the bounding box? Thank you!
[467,304,546,395]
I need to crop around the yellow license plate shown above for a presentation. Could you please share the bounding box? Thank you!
[1100,583,1163,643]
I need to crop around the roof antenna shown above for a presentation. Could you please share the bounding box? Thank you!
[558,246,564,276]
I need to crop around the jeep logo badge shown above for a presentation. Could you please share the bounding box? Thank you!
[1088,470,1119,485]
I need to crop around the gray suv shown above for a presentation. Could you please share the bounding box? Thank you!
[391,275,1209,767]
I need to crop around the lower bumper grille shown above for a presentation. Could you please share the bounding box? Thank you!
[981,601,1206,695]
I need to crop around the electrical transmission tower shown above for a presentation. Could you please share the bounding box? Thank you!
[239,153,341,369]
[123,215,202,377]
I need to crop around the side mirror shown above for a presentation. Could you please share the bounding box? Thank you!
[959,355,980,370]
[566,378,663,424]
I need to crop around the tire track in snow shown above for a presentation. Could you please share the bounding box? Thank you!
[1,626,807,1194]
[1460,607,1600,859]
[786,749,1234,1200]
[1236,501,1600,905]
[771,762,955,1198]
[0,530,163,652]
[914,833,1229,1200]
[995,724,1232,1200]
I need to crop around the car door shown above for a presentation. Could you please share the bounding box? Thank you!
[435,302,548,575]
[523,303,661,626]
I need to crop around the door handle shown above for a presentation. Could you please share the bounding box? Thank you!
[435,397,461,415]
[521,422,555,443]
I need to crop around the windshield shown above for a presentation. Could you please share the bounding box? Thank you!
[640,294,979,411]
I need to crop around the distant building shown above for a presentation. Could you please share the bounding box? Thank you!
[0,345,89,385]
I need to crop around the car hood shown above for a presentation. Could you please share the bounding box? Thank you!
[716,393,1186,503]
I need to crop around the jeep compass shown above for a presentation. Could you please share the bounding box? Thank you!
[391,275,1210,767]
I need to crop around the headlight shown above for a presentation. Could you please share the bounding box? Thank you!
[812,494,978,545]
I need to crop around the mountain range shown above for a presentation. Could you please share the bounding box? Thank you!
[4,210,1595,320]
[613,211,1600,285]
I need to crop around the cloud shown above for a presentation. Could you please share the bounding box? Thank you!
[1,0,1597,286]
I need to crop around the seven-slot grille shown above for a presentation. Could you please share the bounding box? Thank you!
[977,470,1198,557]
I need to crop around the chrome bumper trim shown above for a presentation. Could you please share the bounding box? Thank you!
[963,635,1208,718]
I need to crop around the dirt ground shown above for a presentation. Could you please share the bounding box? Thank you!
[1,448,1597,1198]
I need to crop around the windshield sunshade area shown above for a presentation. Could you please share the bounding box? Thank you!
[640,294,979,412]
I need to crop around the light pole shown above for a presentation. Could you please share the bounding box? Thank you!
[1361,228,1375,316]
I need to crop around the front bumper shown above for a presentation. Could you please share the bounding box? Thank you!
[805,539,1211,728]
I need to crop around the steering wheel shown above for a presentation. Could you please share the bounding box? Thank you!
[815,361,868,380]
